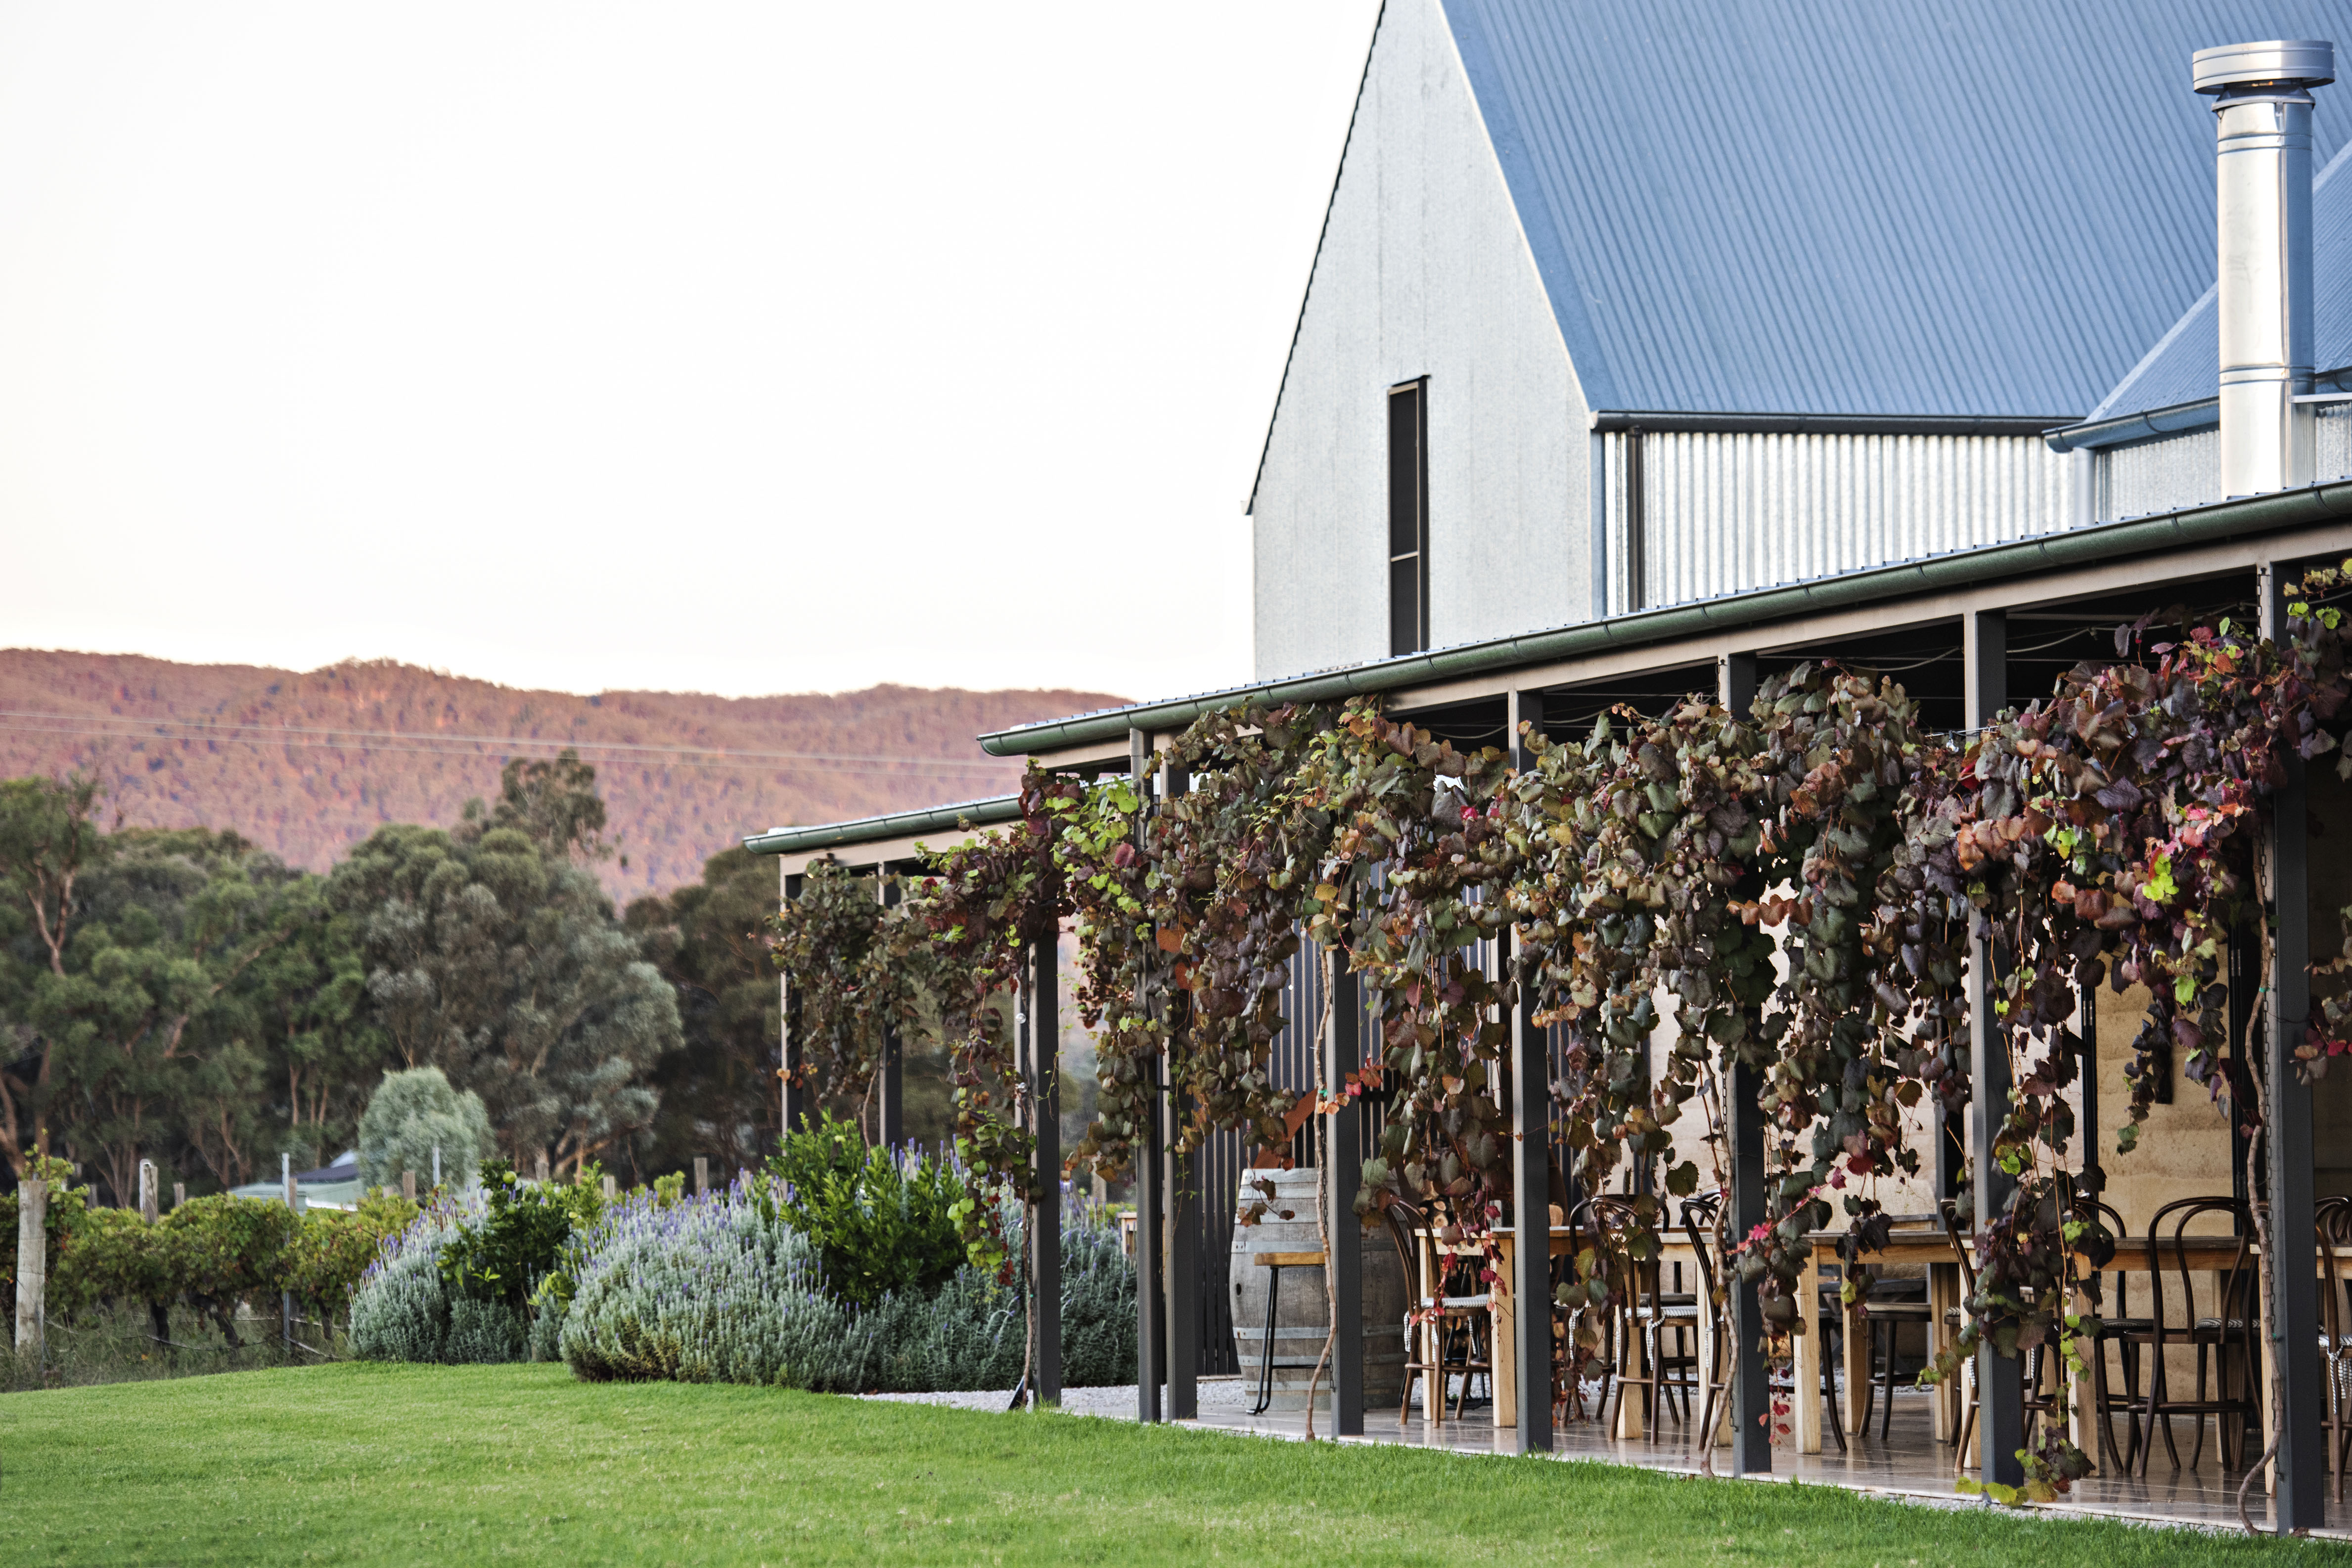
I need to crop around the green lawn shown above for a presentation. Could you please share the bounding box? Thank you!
[0,1363,2343,1567]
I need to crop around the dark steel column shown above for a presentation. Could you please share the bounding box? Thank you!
[1325,950,1365,1434]
[1719,652,1771,1476]
[1162,754,1199,1420]
[877,869,905,1149]
[1130,729,1164,1423]
[1965,608,2025,1489]
[2078,982,2101,1198]
[1507,686,1554,1454]
[1030,934,1062,1408]
[782,870,810,1137]
[2262,561,2323,1526]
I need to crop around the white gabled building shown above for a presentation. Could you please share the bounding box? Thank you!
[1248,0,2352,681]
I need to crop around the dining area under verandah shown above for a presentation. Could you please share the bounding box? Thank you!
[1195,908,2352,1537]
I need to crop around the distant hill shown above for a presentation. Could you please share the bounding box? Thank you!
[0,650,1125,902]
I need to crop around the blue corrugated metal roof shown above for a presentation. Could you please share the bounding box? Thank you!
[2070,144,2352,435]
[1442,0,2352,419]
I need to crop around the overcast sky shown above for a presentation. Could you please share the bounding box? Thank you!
[0,3,1381,703]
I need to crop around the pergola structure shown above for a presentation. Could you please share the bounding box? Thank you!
[749,481,2352,1525]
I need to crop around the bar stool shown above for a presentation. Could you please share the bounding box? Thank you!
[1245,1248,1325,1416]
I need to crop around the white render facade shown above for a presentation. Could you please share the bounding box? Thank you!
[1248,0,1590,681]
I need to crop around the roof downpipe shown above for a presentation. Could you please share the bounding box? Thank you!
[2197,40,2335,497]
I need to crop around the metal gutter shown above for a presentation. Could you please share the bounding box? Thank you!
[1588,410,2076,438]
[2045,370,2352,453]
[979,478,2352,758]
[743,794,1021,857]
[2043,396,2220,452]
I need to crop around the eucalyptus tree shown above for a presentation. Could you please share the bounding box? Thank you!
[333,755,678,1176]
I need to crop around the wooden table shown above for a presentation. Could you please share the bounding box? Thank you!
[1791,1229,2313,1460]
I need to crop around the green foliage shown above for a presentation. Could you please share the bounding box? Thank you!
[438,1158,605,1313]
[626,845,787,1176]
[283,1190,421,1311]
[357,1066,494,1191]
[23,1177,410,1361]
[330,755,680,1175]
[0,775,386,1203]
[767,1114,965,1309]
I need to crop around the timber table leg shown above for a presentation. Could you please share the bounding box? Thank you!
[1796,1251,1824,1454]
[1419,1234,1437,1427]
[1493,1292,1518,1428]
[1929,1263,1957,1442]
[1844,1284,1871,1438]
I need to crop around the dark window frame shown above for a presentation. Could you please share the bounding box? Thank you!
[1388,378,1429,656]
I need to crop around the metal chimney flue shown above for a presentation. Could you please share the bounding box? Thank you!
[2197,40,2335,497]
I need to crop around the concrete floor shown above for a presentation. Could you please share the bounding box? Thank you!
[868,1376,2350,1538]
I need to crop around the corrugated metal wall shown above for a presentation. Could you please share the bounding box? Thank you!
[2096,426,2218,519]
[1605,430,2077,615]
[2087,407,2352,524]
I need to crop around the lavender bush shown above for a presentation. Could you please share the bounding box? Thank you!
[348,1193,528,1364]
[353,1162,1136,1392]
[557,1181,883,1389]
[553,1181,1132,1393]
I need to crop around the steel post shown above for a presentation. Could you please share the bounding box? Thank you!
[1507,686,1554,1453]
[2262,560,2323,1525]
[1719,652,1772,1475]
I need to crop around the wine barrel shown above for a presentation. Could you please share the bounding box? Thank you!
[1228,1166,1407,1413]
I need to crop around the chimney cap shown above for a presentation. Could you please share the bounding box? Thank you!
[2194,40,2335,93]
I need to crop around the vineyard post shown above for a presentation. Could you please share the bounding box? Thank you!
[876,868,905,1148]
[2261,559,2323,1525]
[1160,751,1200,1421]
[781,870,810,1136]
[13,1177,44,1364]
[1718,651,1773,1476]
[1130,727,1166,1424]
[1324,946,1365,1435]
[1027,933,1063,1408]
[1507,684,1555,1455]
[1965,606,2026,1489]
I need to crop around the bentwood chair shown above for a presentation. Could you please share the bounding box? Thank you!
[2074,1198,2154,1475]
[2135,1196,2258,1476]
[1578,1197,1703,1438]
[1847,1232,1935,1442]
[1940,1199,2072,1469]
[2315,1197,2352,1496]
[1682,1194,1733,1446]
[1383,1201,1491,1425]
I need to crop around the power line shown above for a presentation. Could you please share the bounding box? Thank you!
[0,710,1013,778]
[0,718,1014,781]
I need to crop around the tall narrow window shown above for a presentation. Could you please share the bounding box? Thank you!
[1388,378,1428,656]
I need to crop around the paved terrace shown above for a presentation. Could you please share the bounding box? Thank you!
[865,1379,2346,1540]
